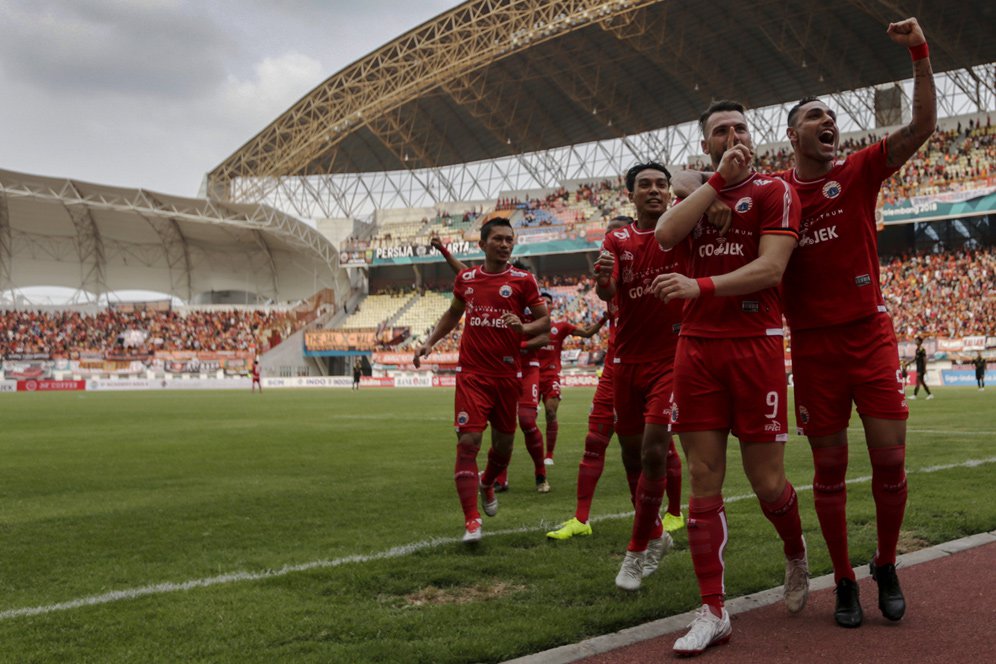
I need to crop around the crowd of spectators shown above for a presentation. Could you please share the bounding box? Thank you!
[0,308,303,358]
[883,245,995,339]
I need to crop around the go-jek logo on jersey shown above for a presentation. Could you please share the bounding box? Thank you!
[499,284,512,297]
[699,241,744,257]
[468,314,509,328]
[798,225,839,247]
[822,181,842,199]
[735,197,753,213]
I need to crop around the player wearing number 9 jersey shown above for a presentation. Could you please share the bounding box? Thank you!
[657,100,807,656]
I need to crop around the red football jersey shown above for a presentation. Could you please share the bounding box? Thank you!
[602,223,686,363]
[679,172,800,338]
[452,264,544,377]
[778,140,900,330]
[537,320,577,374]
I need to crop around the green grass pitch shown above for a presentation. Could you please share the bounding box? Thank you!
[0,387,992,662]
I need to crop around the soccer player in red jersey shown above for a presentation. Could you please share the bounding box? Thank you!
[415,217,549,542]
[777,18,936,628]
[593,164,687,591]
[251,357,261,393]
[535,290,608,466]
[431,234,550,494]
[655,101,805,656]
[546,217,686,541]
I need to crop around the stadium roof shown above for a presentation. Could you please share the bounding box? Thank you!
[209,0,996,197]
[0,168,342,303]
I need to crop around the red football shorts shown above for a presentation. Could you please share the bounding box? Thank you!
[589,347,616,427]
[539,370,561,400]
[455,372,520,435]
[670,336,789,443]
[612,356,674,436]
[791,312,909,437]
[518,364,541,408]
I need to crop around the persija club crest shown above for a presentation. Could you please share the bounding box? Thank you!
[822,181,842,199]
[499,284,512,297]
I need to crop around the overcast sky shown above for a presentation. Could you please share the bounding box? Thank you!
[0,0,456,197]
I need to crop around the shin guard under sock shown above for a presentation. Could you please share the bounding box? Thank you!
[454,441,480,520]
[575,430,611,523]
[759,482,806,560]
[545,419,559,458]
[870,444,907,566]
[628,475,666,552]
[812,445,853,582]
[688,495,728,611]
[518,406,546,476]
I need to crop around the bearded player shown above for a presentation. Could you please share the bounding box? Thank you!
[658,101,805,655]
[777,17,936,628]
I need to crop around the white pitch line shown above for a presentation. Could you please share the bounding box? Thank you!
[2,455,993,622]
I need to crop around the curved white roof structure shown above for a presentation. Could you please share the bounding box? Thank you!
[0,168,343,303]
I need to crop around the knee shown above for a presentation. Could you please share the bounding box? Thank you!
[749,474,786,503]
[686,459,723,495]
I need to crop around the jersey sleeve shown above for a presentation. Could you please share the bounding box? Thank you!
[452,270,468,302]
[521,272,544,311]
[563,321,578,337]
[601,233,621,283]
[760,179,801,238]
[862,139,903,183]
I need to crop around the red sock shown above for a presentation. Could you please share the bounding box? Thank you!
[518,406,546,476]
[665,441,683,516]
[575,429,611,523]
[495,464,508,487]
[545,419,559,458]
[812,446,853,582]
[480,445,512,487]
[628,474,666,551]
[759,482,806,560]
[870,445,907,566]
[454,441,480,520]
[688,495,727,612]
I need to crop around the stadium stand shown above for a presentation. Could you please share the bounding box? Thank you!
[0,307,303,357]
[338,293,417,330]
[883,246,995,339]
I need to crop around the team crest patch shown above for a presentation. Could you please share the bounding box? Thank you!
[456,411,470,426]
[735,197,753,213]
[499,284,512,297]
[822,181,842,199]
[799,405,810,425]
[551,327,560,336]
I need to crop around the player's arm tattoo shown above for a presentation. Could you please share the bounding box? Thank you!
[886,57,936,168]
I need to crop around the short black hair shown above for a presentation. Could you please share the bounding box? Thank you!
[611,215,634,224]
[625,162,672,192]
[698,100,746,135]
[786,96,822,128]
[480,217,513,241]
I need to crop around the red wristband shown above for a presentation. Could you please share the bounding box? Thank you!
[696,277,716,297]
[706,172,727,192]
[909,42,929,61]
